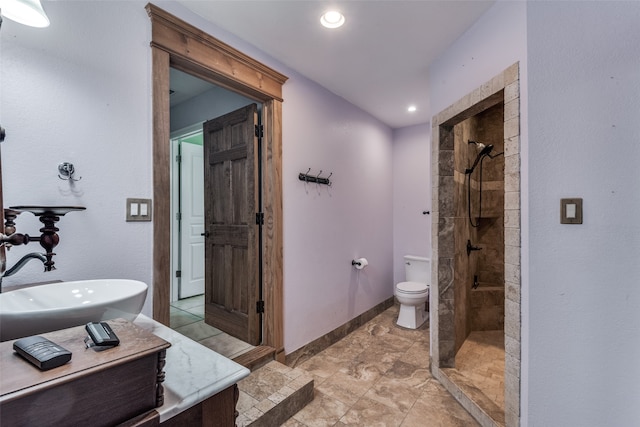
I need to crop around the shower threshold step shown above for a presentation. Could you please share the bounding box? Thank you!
[440,367,505,427]
[233,345,276,370]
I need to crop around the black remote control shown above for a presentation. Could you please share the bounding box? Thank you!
[13,336,72,370]
[85,322,120,347]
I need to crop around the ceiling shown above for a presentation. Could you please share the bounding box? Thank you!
[176,0,495,129]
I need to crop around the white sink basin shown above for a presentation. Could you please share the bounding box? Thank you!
[0,279,148,341]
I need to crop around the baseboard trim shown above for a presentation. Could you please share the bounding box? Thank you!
[285,297,394,367]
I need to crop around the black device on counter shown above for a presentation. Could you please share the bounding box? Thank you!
[13,336,72,370]
[85,322,120,347]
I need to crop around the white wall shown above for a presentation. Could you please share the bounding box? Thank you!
[1,1,394,355]
[1,2,154,315]
[392,124,431,284]
[282,73,393,352]
[170,85,254,133]
[427,0,529,420]
[526,2,640,425]
[428,1,528,120]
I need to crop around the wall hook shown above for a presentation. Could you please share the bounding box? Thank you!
[298,168,333,186]
[58,162,82,181]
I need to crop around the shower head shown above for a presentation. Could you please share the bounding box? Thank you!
[468,140,493,154]
[478,144,494,157]
[465,144,494,174]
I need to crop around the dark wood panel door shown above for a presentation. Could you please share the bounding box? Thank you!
[203,104,260,345]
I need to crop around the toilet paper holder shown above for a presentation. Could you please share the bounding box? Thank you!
[351,258,368,270]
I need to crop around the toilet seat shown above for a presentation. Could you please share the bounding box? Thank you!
[396,281,428,293]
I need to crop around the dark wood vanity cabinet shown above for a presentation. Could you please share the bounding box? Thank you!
[0,319,170,427]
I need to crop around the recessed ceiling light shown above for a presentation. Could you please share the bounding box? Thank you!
[408,105,417,113]
[320,10,345,29]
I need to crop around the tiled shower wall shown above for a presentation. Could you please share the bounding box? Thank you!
[468,105,505,333]
[451,104,505,353]
[431,63,521,427]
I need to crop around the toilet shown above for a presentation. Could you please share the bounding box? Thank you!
[395,255,430,329]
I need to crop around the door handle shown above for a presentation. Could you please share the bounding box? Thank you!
[201,231,210,238]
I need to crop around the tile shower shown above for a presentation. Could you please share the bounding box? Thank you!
[454,103,505,353]
[431,63,522,427]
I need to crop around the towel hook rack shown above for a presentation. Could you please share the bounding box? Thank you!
[298,168,332,186]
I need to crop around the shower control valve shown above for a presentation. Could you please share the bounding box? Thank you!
[466,240,482,256]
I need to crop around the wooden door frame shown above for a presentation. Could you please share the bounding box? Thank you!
[147,4,287,361]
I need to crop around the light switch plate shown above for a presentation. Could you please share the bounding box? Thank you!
[561,198,582,224]
[127,198,152,222]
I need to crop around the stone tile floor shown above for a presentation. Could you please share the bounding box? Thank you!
[169,295,255,360]
[170,298,504,426]
[284,305,480,427]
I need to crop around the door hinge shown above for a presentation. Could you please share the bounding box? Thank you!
[256,212,264,225]
[254,124,264,138]
[175,270,182,278]
[176,154,182,163]
[256,300,265,314]
[176,212,182,221]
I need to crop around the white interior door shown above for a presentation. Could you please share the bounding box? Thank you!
[170,139,180,302]
[180,142,205,299]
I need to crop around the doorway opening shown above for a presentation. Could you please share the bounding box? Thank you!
[431,63,521,426]
[168,68,263,359]
[148,4,288,363]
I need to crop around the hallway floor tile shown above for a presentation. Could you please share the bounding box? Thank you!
[170,295,254,360]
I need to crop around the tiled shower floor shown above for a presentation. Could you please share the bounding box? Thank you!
[456,330,505,410]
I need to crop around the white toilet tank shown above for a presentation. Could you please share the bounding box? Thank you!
[404,255,430,284]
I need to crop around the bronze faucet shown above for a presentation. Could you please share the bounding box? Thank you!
[0,252,47,291]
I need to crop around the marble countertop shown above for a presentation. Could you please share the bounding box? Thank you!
[133,314,250,422]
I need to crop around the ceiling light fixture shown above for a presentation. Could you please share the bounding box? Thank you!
[0,0,50,28]
[408,105,417,113]
[320,10,345,29]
